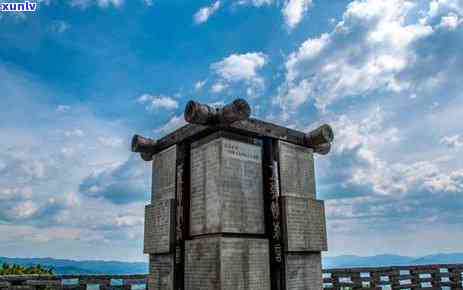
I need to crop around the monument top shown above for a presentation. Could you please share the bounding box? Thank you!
[132,98,334,161]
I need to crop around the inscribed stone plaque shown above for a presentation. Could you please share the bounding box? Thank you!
[185,237,270,290]
[285,253,322,290]
[144,199,175,254]
[282,197,327,252]
[278,141,315,199]
[190,137,264,235]
[152,145,177,202]
[148,254,174,290]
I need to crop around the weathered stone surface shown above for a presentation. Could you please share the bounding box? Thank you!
[281,196,327,252]
[152,145,177,202]
[144,199,175,254]
[148,254,174,290]
[278,141,315,199]
[285,253,323,290]
[185,237,270,290]
[190,137,264,235]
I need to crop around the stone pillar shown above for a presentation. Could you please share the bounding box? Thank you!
[144,145,177,290]
[277,141,328,290]
[185,133,271,290]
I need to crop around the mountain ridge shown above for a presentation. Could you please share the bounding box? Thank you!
[1,253,462,274]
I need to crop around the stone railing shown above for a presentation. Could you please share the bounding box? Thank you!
[0,264,461,289]
[323,264,463,290]
[0,274,146,289]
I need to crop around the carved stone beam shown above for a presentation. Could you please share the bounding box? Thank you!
[131,134,158,161]
[304,124,334,155]
[184,98,251,125]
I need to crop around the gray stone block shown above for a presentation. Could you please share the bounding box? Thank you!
[152,145,177,202]
[185,237,270,290]
[285,253,323,290]
[281,196,327,252]
[278,141,315,199]
[144,199,175,254]
[190,137,265,235]
[148,254,174,290]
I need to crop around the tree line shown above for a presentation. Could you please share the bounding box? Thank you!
[0,263,54,275]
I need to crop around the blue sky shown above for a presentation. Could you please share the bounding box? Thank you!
[0,0,462,262]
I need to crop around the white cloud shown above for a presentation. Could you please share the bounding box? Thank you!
[69,0,123,8]
[210,52,267,94]
[97,136,124,148]
[211,52,267,82]
[195,80,206,90]
[282,0,312,29]
[12,200,39,219]
[63,128,85,137]
[438,13,463,30]
[0,62,146,259]
[154,115,187,135]
[276,0,438,114]
[424,169,463,193]
[194,1,221,24]
[210,82,227,93]
[235,0,272,7]
[440,134,463,149]
[56,105,71,113]
[136,94,178,111]
[49,20,70,33]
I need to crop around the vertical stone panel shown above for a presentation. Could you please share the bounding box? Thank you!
[152,145,177,202]
[190,139,222,235]
[144,199,175,254]
[185,237,270,290]
[220,238,271,290]
[278,141,315,199]
[148,254,174,290]
[190,137,264,235]
[185,237,221,290]
[285,253,322,290]
[281,196,327,252]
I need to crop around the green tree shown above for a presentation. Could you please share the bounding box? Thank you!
[0,263,54,275]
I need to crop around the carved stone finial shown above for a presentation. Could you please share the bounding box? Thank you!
[184,98,251,125]
[131,134,158,161]
[304,124,334,155]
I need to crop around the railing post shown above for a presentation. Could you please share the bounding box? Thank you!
[409,269,420,290]
[350,271,362,289]
[450,265,462,290]
[331,272,341,290]
[369,270,381,290]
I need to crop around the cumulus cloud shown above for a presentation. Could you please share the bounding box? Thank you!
[194,1,221,24]
[0,62,148,258]
[440,134,463,149]
[275,0,459,114]
[137,94,178,111]
[79,156,149,204]
[210,52,267,95]
[154,114,187,135]
[282,0,312,29]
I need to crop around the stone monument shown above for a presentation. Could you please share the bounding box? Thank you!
[132,99,334,290]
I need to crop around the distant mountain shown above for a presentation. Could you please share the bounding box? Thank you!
[0,257,148,275]
[1,253,462,274]
[323,253,463,269]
